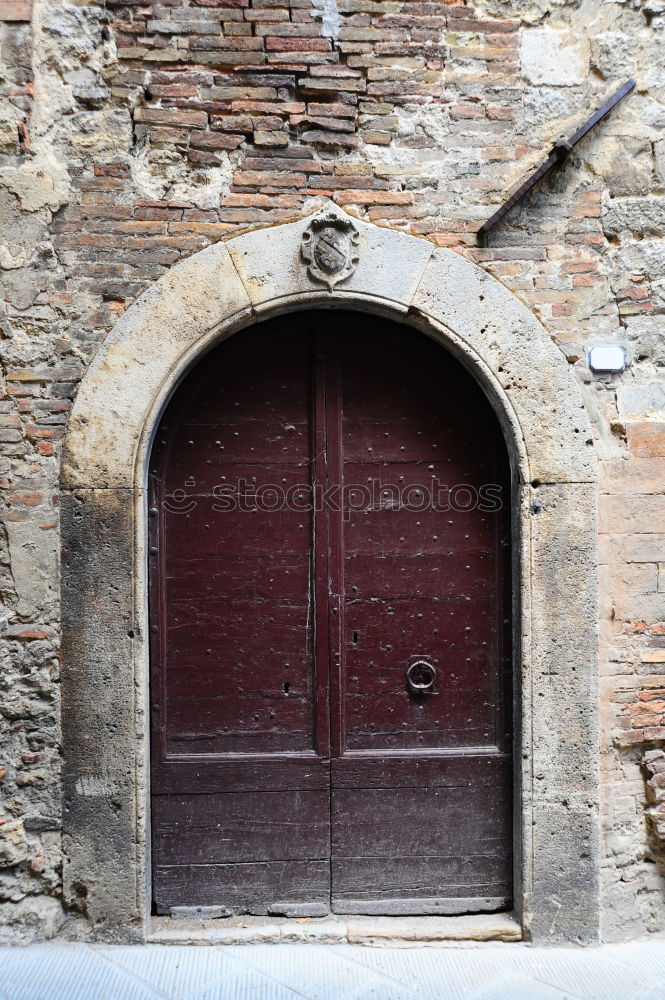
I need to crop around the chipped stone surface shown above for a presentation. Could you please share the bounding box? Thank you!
[520,27,590,87]
[146,911,520,945]
[643,749,665,847]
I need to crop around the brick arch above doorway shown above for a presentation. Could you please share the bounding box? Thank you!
[60,203,600,944]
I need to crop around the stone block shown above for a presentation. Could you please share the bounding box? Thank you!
[625,535,665,563]
[619,384,665,421]
[0,820,28,867]
[604,198,665,240]
[590,31,637,79]
[227,202,434,314]
[582,137,652,199]
[626,422,665,458]
[61,488,145,936]
[525,483,600,942]
[600,495,665,535]
[519,27,589,86]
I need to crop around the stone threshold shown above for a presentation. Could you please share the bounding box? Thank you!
[147,912,522,947]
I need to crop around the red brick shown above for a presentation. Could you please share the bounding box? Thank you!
[223,192,300,208]
[572,274,601,287]
[627,423,665,458]
[148,85,200,98]
[486,105,515,120]
[188,148,222,165]
[265,36,331,52]
[335,190,414,205]
[134,107,208,127]
[254,22,321,37]
[217,207,296,222]
[307,102,355,118]
[243,7,289,20]
[234,169,307,188]
[190,130,245,149]
[231,100,305,113]
[190,36,264,50]
[291,114,355,133]
[3,626,55,641]
[450,102,485,119]
[8,491,44,506]
[0,0,32,20]
[447,15,517,32]
[192,0,249,6]
[572,201,602,219]
[169,221,228,237]
[0,428,22,443]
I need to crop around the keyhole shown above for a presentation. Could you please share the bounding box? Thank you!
[283,682,290,694]
[352,632,359,644]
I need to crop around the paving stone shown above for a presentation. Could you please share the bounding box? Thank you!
[334,945,518,999]
[227,945,375,999]
[503,949,656,1000]
[0,943,663,1000]
[468,970,578,1000]
[92,944,243,999]
[187,966,307,1000]
[0,945,161,1000]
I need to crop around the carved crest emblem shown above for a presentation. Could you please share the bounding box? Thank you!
[301,210,360,290]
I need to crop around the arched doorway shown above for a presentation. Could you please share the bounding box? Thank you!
[149,310,513,917]
[61,204,600,942]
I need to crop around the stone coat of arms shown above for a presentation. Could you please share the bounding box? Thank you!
[301,210,360,291]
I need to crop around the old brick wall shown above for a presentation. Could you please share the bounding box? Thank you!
[0,0,663,941]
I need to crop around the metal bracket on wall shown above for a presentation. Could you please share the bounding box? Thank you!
[476,79,636,246]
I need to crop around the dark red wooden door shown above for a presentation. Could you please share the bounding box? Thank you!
[150,311,512,917]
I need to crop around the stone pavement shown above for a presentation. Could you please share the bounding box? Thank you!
[1,940,665,1000]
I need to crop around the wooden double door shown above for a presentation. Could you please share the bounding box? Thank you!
[150,311,513,917]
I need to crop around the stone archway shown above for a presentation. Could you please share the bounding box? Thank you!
[60,203,599,944]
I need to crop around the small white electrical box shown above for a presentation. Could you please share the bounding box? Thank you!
[588,345,626,373]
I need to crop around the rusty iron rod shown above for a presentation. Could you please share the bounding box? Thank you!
[477,79,636,245]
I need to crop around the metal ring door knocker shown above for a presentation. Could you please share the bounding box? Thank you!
[406,660,437,695]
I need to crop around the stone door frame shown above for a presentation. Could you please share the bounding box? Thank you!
[61,203,600,944]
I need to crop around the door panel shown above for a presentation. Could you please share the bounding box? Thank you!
[150,326,330,915]
[153,791,329,865]
[150,311,512,917]
[155,861,330,913]
[331,777,512,911]
[330,323,511,912]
